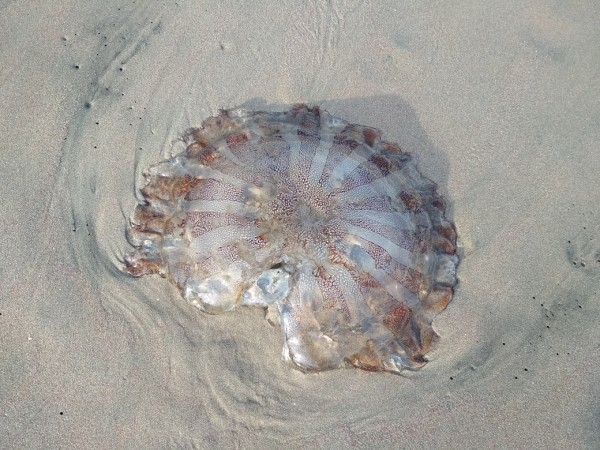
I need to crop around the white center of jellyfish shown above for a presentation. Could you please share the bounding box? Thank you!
[295,197,329,232]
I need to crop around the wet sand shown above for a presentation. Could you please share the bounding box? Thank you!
[1,1,599,448]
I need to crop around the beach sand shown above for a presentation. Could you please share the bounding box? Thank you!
[1,1,599,448]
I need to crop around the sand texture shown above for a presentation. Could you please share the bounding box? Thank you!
[1,1,599,448]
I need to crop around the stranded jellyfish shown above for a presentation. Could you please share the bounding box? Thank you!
[125,104,459,374]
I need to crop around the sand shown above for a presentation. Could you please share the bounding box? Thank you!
[1,1,599,448]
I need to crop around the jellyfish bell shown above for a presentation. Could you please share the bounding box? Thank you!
[126,104,459,374]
